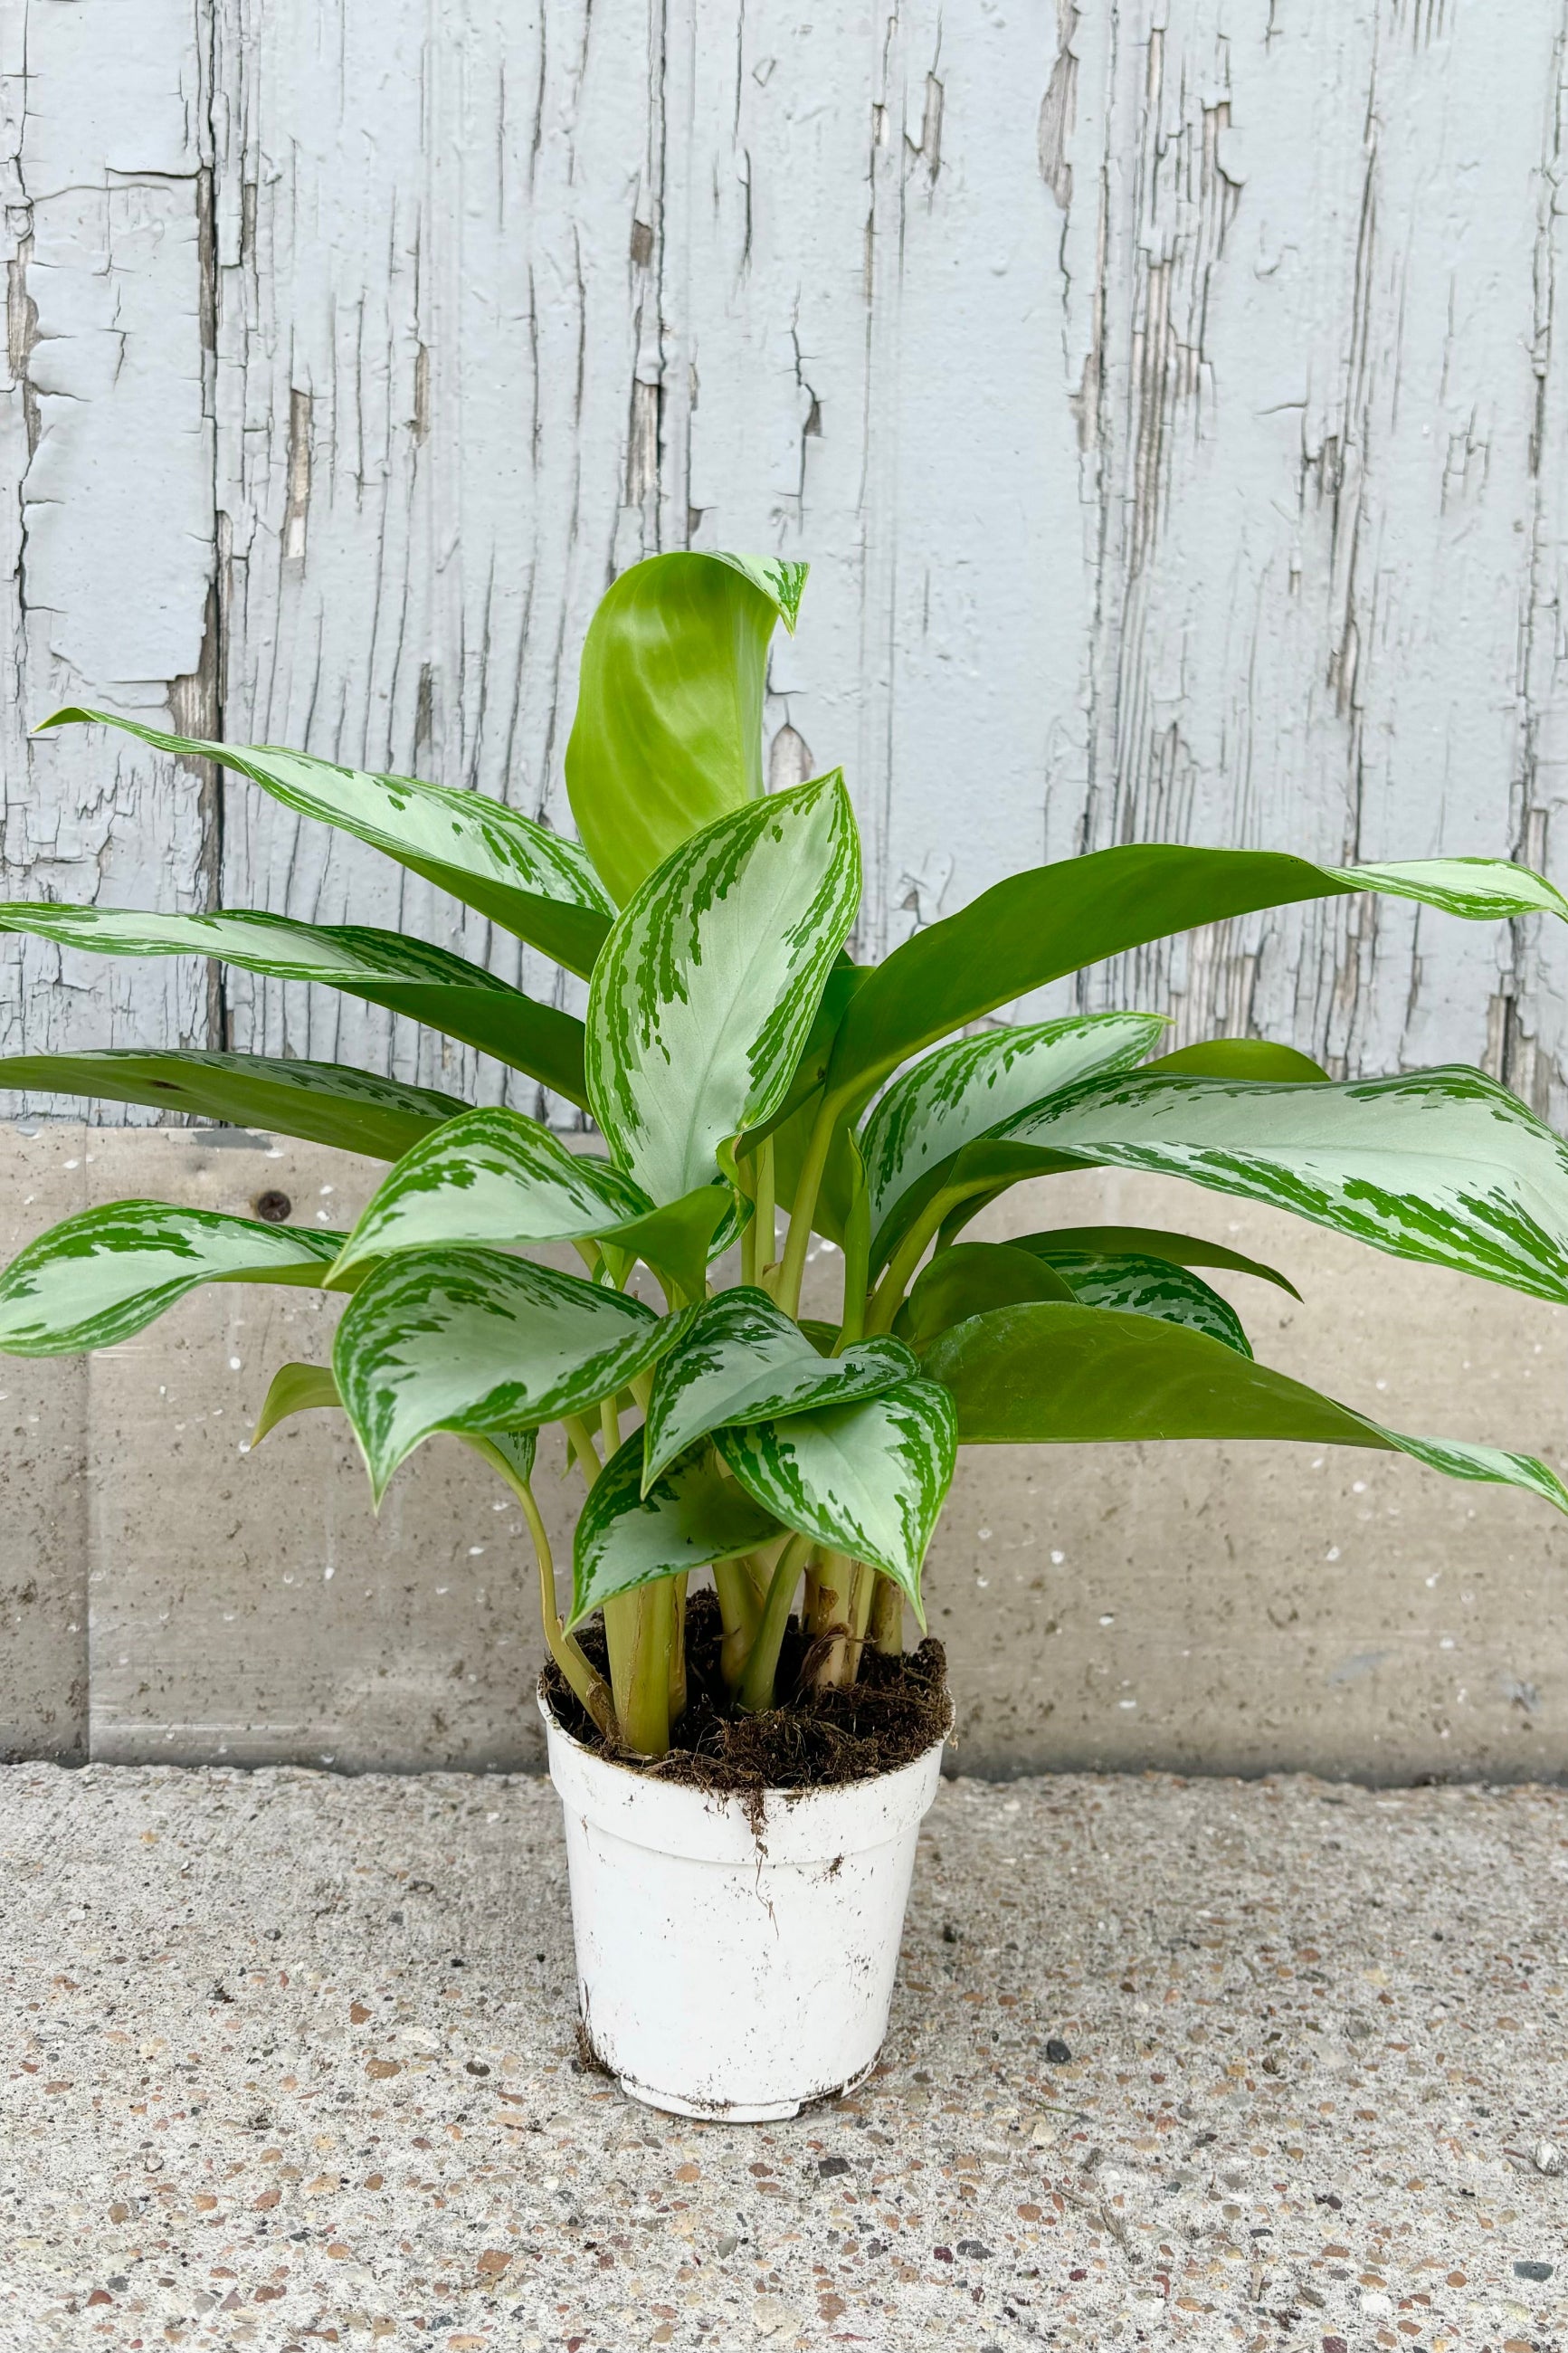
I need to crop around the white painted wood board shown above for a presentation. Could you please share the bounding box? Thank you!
[3,1,1565,1114]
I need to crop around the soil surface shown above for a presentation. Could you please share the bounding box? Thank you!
[540,1589,951,1796]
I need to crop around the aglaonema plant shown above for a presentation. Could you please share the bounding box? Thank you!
[5,550,1568,1758]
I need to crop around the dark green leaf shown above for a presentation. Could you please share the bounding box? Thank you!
[0,903,588,1102]
[0,1049,467,1160]
[826,845,1568,1113]
[1012,1224,1302,1300]
[1145,1038,1330,1082]
[923,1301,1568,1517]
[899,1242,1077,1345]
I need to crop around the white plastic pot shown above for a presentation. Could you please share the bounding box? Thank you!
[540,1686,948,2121]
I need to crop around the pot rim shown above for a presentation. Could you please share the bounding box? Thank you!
[537,1672,953,1805]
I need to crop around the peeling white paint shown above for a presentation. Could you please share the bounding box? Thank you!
[4,1,1568,1126]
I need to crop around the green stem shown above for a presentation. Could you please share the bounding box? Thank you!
[668,1572,689,1720]
[802,1548,860,1692]
[865,1196,950,1336]
[600,1395,622,1459]
[478,1445,613,1740]
[870,1573,905,1657]
[834,1155,871,1352]
[739,1151,760,1288]
[713,1557,763,1689]
[562,1415,601,1487]
[774,1091,838,1319]
[754,1136,776,1289]
[621,1578,673,1756]
[736,1534,815,1714]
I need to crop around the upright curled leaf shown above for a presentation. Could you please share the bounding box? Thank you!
[566,551,807,904]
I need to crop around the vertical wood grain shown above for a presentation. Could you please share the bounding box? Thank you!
[0,0,217,1091]
[6,0,1568,1110]
[209,0,660,1116]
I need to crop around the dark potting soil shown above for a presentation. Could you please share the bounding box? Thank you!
[540,1589,950,1798]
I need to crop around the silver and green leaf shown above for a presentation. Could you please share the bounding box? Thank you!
[0,1203,343,1357]
[715,1378,958,1616]
[641,1286,917,1489]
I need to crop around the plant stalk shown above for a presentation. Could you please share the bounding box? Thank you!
[864,1195,949,1335]
[736,1534,815,1714]
[668,1572,689,1720]
[508,1465,614,1739]
[754,1136,776,1290]
[774,1091,838,1319]
[870,1572,905,1656]
[834,1163,871,1350]
[713,1558,763,1689]
[621,1578,673,1756]
[562,1415,602,1486]
[801,1548,861,1692]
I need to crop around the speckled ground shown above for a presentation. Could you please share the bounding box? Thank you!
[3,1762,1566,2353]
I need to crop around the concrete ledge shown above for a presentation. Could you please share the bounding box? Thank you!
[1,1123,1565,1777]
[4,1760,1564,2349]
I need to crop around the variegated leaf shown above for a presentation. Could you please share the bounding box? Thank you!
[0,1049,467,1161]
[565,551,807,906]
[41,709,613,976]
[1039,1251,1252,1356]
[923,1301,1568,1518]
[330,1107,652,1280]
[1012,1224,1302,1300]
[333,1247,686,1499]
[641,1286,917,1490]
[0,1203,343,1357]
[246,1362,543,1510]
[0,903,588,1101]
[992,1065,1568,1302]
[715,1378,957,1619]
[861,1011,1166,1258]
[585,771,860,1203]
[570,1428,783,1625]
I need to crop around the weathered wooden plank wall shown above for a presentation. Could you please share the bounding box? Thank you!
[6,0,1568,1118]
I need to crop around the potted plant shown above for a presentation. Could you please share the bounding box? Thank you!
[5,552,1568,2120]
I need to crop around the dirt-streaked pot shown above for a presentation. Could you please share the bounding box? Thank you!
[539,1687,948,2121]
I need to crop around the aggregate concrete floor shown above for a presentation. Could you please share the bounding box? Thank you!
[3,1763,1566,2353]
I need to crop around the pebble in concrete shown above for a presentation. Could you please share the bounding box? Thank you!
[3,1763,1567,2350]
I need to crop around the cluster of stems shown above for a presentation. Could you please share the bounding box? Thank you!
[505,1093,915,1759]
